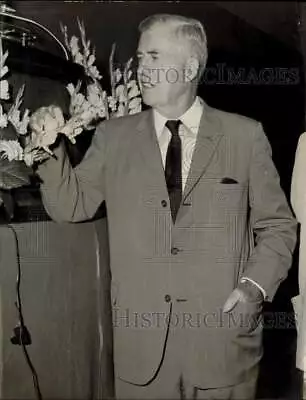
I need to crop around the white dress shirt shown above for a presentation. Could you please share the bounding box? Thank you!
[153,96,203,191]
[153,96,266,300]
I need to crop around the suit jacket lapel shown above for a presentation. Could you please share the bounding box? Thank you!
[135,109,168,194]
[182,104,224,203]
[134,105,224,223]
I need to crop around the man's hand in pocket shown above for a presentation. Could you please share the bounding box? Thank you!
[223,280,264,332]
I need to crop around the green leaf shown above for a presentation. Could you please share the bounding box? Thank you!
[0,157,31,189]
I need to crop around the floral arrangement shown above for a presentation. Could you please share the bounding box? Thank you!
[0,19,142,214]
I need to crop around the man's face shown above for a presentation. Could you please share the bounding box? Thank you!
[137,23,190,112]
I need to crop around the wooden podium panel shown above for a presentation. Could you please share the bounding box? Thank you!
[0,217,114,399]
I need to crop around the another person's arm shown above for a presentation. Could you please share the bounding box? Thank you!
[291,132,306,223]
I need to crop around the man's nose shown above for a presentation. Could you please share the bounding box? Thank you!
[137,65,154,84]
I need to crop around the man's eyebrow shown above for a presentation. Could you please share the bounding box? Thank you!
[136,50,159,56]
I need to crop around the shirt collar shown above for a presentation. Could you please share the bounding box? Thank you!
[153,96,204,139]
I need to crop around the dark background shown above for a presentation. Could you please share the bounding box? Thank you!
[1,1,305,398]
[5,1,305,213]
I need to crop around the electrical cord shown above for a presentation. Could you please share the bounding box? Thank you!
[7,224,43,400]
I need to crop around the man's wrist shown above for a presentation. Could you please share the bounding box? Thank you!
[238,279,264,302]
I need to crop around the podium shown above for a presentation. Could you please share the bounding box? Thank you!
[0,214,114,398]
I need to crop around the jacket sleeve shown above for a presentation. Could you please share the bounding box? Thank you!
[291,132,306,223]
[242,122,297,301]
[37,121,108,222]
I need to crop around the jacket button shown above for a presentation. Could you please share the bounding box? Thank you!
[171,247,179,255]
[161,200,167,207]
[164,294,171,303]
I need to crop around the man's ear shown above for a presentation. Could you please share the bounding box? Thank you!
[184,56,199,82]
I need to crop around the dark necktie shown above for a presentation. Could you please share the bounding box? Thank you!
[165,120,182,222]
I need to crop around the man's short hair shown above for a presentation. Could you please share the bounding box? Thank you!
[138,14,208,78]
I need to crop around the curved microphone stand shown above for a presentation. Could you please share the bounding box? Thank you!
[0,2,68,59]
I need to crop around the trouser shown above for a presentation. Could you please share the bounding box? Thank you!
[115,316,259,400]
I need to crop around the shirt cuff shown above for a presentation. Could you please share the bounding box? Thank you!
[240,277,267,300]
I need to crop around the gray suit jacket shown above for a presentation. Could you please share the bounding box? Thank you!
[37,101,297,388]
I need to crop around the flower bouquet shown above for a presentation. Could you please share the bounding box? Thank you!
[0,19,142,219]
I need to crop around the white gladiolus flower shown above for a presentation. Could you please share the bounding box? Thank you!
[70,36,80,56]
[51,105,65,126]
[88,65,102,80]
[0,39,9,78]
[108,96,117,112]
[128,97,142,115]
[86,83,99,97]
[0,105,8,128]
[66,83,76,96]
[69,92,87,115]
[74,53,83,65]
[115,85,126,103]
[61,121,82,143]
[0,79,9,100]
[8,108,30,135]
[128,80,140,99]
[87,83,107,113]
[60,23,69,48]
[87,54,95,66]
[96,107,106,119]
[128,97,142,111]
[116,103,125,117]
[114,68,122,84]
[127,79,137,89]
[0,140,23,161]
[0,22,142,180]
[6,84,30,134]
[0,65,8,79]
[29,105,65,152]
[19,109,31,134]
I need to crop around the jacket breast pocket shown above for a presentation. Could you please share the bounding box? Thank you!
[212,182,248,211]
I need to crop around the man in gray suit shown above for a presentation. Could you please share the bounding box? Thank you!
[35,14,296,400]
